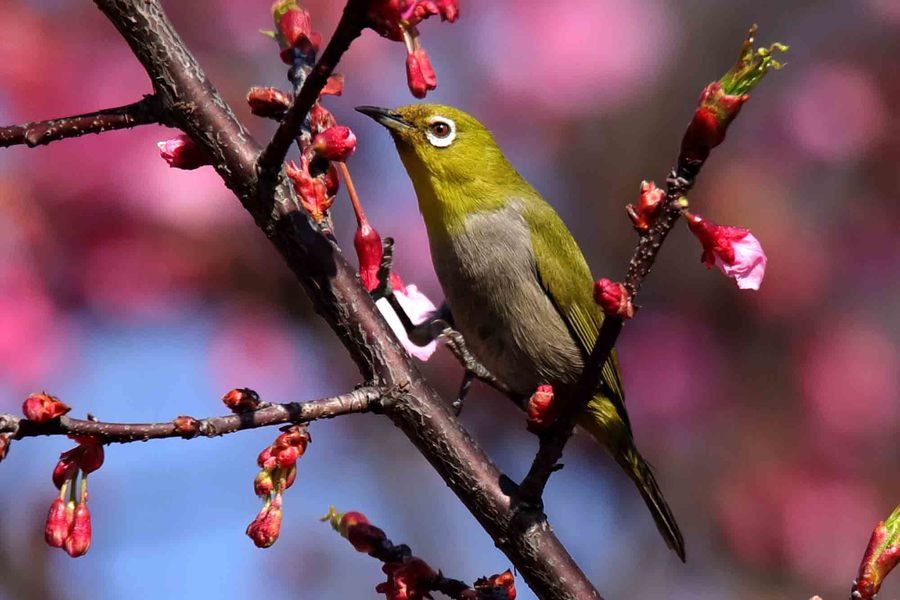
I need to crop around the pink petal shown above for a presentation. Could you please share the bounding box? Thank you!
[714,232,767,290]
[375,283,438,361]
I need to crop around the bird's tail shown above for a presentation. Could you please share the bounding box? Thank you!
[578,408,686,561]
[616,445,686,562]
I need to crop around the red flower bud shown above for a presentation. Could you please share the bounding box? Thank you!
[254,469,274,497]
[854,506,900,600]
[23,392,70,424]
[274,2,320,62]
[355,219,384,292]
[680,83,748,162]
[281,464,298,490]
[377,557,438,600]
[309,104,337,135]
[474,569,517,600]
[406,50,436,99]
[246,496,283,548]
[312,126,358,162]
[626,180,666,234]
[593,279,635,319]
[247,86,291,120]
[44,498,69,548]
[274,444,300,468]
[173,415,201,438]
[157,134,211,170]
[221,388,260,413]
[257,446,277,470]
[64,503,91,558]
[526,385,557,431]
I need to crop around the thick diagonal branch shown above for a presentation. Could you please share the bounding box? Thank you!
[91,1,602,598]
[0,95,164,149]
[0,386,384,444]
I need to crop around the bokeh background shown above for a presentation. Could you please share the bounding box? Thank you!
[1,0,898,598]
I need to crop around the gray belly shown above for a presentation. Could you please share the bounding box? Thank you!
[431,207,583,395]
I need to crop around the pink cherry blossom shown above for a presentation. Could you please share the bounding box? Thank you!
[685,212,767,290]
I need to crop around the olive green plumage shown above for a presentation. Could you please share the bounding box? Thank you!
[358,103,685,561]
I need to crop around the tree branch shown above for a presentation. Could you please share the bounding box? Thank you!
[74,1,603,597]
[0,386,384,444]
[0,95,164,149]
[519,152,706,502]
[257,0,371,175]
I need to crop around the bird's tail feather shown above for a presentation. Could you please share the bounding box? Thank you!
[616,446,686,562]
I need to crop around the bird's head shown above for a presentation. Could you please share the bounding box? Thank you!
[356,104,530,229]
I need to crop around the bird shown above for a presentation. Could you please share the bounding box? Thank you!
[356,103,686,561]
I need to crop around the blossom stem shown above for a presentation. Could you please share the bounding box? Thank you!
[337,161,366,226]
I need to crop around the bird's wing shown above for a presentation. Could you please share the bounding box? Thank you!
[525,201,630,431]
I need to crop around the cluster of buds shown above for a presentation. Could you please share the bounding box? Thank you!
[156,133,212,170]
[684,211,767,290]
[256,1,355,225]
[853,505,900,600]
[680,26,787,163]
[593,278,635,319]
[246,425,310,548]
[367,0,459,97]
[350,182,437,361]
[22,392,70,423]
[526,385,557,431]
[45,435,104,557]
[626,180,666,234]
[324,507,516,599]
[221,387,261,413]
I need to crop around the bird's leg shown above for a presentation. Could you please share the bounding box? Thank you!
[451,371,474,416]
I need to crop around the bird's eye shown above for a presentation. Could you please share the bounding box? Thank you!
[430,122,451,137]
[425,117,457,148]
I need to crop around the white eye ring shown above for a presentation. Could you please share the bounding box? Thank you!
[425,116,457,148]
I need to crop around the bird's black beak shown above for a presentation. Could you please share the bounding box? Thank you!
[355,106,412,133]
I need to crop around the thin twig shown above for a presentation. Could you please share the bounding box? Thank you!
[0,95,164,149]
[1,386,384,443]
[518,156,704,502]
[257,0,371,174]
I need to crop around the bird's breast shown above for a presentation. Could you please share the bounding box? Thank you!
[430,204,583,394]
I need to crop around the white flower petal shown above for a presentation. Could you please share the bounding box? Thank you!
[375,287,438,361]
[714,232,767,290]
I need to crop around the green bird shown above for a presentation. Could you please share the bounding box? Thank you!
[357,104,685,561]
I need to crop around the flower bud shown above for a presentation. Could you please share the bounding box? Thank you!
[247,86,291,120]
[406,50,436,99]
[285,158,334,223]
[64,503,91,557]
[312,126,357,162]
[173,416,201,438]
[377,557,438,599]
[355,219,384,292]
[626,181,666,233]
[281,464,298,490]
[23,392,70,423]
[257,446,277,470]
[274,444,300,468]
[854,505,900,600]
[157,134,211,170]
[254,469,274,498]
[44,498,69,548]
[684,212,767,290]
[592,279,635,319]
[221,388,260,413]
[246,496,283,548]
[272,1,320,63]
[526,385,557,431]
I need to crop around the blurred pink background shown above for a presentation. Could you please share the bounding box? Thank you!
[0,1,897,599]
